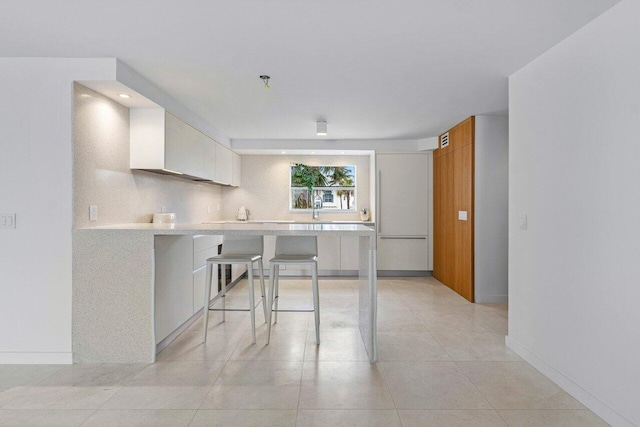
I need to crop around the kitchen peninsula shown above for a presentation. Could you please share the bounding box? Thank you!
[73,222,377,364]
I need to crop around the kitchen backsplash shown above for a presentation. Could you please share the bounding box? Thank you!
[222,154,371,221]
[73,83,223,228]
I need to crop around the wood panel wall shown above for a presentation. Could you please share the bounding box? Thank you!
[433,117,475,301]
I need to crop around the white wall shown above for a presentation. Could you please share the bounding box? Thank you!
[74,83,223,228]
[416,137,439,151]
[508,1,640,425]
[0,59,114,363]
[475,115,508,303]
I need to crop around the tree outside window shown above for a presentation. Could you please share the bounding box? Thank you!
[290,164,356,211]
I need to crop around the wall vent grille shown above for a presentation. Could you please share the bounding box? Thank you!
[440,132,450,148]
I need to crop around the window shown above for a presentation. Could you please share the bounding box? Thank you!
[290,164,356,211]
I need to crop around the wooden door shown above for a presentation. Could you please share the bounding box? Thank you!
[433,117,475,301]
[452,143,474,300]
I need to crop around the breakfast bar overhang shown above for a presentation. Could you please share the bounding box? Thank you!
[72,223,377,363]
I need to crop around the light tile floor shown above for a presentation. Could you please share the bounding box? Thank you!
[0,277,608,426]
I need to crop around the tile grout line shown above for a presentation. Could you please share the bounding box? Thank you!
[375,358,402,418]
[452,359,501,416]
[196,307,247,412]
[295,329,310,425]
[0,365,68,409]
[77,408,99,427]
[92,362,151,411]
[494,407,511,426]
[185,407,199,427]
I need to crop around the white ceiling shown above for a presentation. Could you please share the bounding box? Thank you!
[1,0,618,140]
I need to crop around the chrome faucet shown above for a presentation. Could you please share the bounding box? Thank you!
[312,194,322,221]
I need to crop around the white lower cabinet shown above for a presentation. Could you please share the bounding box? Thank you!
[317,236,342,270]
[193,235,222,314]
[193,266,209,314]
[156,235,230,346]
[257,235,359,275]
[340,236,360,271]
[260,236,284,271]
[232,264,247,282]
[155,236,195,344]
[377,237,429,271]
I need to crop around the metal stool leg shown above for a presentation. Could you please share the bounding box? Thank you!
[274,264,280,324]
[221,264,227,322]
[312,262,320,344]
[202,262,213,343]
[266,263,276,344]
[258,258,267,323]
[247,263,256,344]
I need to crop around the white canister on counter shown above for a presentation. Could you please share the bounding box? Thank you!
[153,213,177,224]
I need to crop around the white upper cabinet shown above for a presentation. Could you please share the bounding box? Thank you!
[165,112,211,179]
[215,144,233,185]
[130,108,239,186]
[231,152,242,187]
[130,108,166,170]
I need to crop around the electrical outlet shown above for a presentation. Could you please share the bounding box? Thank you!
[207,205,212,214]
[520,214,528,231]
[89,205,98,221]
[0,213,16,229]
[216,204,220,212]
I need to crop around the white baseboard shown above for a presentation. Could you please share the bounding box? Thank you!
[506,336,634,427]
[0,352,72,364]
[474,294,508,303]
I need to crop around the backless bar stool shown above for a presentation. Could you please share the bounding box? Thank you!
[203,235,267,344]
[267,236,320,345]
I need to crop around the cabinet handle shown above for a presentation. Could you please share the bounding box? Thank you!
[377,170,381,234]
[379,236,427,240]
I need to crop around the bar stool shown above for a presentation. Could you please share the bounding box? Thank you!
[267,236,320,345]
[202,235,267,344]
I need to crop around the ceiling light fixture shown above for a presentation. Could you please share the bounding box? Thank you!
[118,93,131,99]
[259,75,270,89]
[316,121,327,136]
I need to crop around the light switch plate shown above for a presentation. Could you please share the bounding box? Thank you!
[89,205,98,221]
[458,210,468,221]
[520,214,528,230]
[0,213,16,229]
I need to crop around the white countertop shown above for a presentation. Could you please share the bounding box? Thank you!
[79,222,376,236]
[203,220,375,225]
